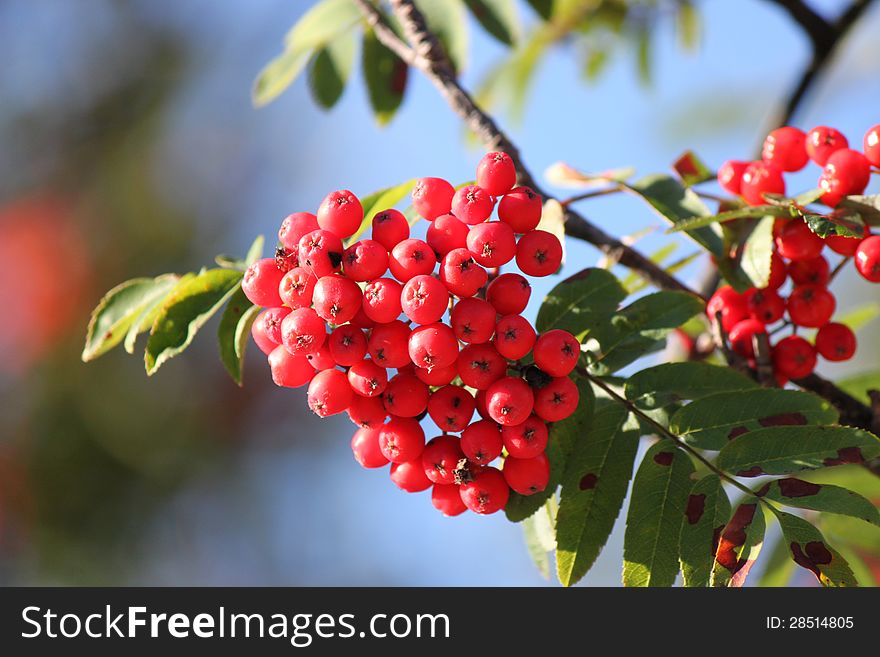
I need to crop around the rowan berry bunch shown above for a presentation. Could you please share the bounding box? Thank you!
[710,124,880,382]
[241,152,577,516]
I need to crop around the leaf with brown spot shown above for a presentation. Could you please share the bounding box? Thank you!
[759,479,880,527]
[710,499,765,587]
[772,510,858,587]
[679,475,731,587]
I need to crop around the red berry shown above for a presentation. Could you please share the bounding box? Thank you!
[439,248,489,298]
[728,318,766,358]
[408,323,459,371]
[498,186,541,233]
[367,320,412,368]
[342,239,388,282]
[825,225,867,256]
[767,251,788,289]
[806,126,848,166]
[412,177,455,221]
[317,189,363,239]
[533,376,579,422]
[422,435,465,485]
[351,427,389,469]
[501,415,548,459]
[772,335,816,379]
[740,160,785,206]
[787,284,836,328]
[824,148,871,196]
[390,458,433,493]
[415,361,458,386]
[451,184,496,225]
[717,160,748,195]
[307,369,353,417]
[278,267,317,309]
[298,229,343,278]
[431,483,467,516]
[855,235,880,282]
[278,212,319,251]
[362,277,403,324]
[459,467,509,514]
[476,151,517,196]
[706,285,749,332]
[474,389,490,420]
[306,345,335,371]
[252,306,290,354]
[818,172,845,208]
[461,419,503,465]
[328,324,367,366]
[864,124,880,168]
[242,258,286,307]
[349,306,376,330]
[347,358,388,397]
[745,288,785,324]
[486,376,535,426]
[389,238,437,282]
[494,314,537,360]
[281,307,326,355]
[486,273,531,315]
[428,385,476,433]
[466,221,516,267]
[268,345,314,388]
[426,213,469,258]
[457,343,507,390]
[401,274,449,324]
[533,329,580,377]
[379,416,425,464]
[451,297,497,344]
[815,322,856,361]
[787,255,830,286]
[503,453,550,496]
[347,394,387,428]
[762,126,808,172]
[382,373,429,417]
[516,230,562,277]
[312,275,363,325]
[371,208,410,251]
[775,220,824,260]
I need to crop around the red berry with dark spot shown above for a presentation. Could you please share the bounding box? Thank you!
[740,160,785,206]
[450,297,497,344]
[498,186,542,233]
[815,322,856,361]
[501,415,548,459]
[362,277,403,324]
[408,323,459,371]
[347,394,387,428]
[401,274,449,324]
[806,126,848,166]
[412,177,455,221]
[317,189,363,239]
[382,373,429,417]
[451,184,496,225]
[728,318,766,358]
[503,453,550,496]
[493,314,537,360]
[476,151,517,197]
[348,358,388,398]
[762,126,808,172]
[864,124,880,168]
[278,212,319,251]
[772,335,816,379]
[461,419,503,465]
[706,285,749,332]
[342,239,388,282]
[486,273,531,315]
[351,427,389,469]
[745,288,785,324]
[459,467,509,514]
[717,160,748,195]
[371,208,410,251]
[428,385,476,433]
[516,230,562,277]
[389,238,437,282]
[422,435,465,485]
[242,258,286,307]
[486,376,535,426]
[268,345,314,388]
[533,376,579,422]
[328,324,367,366]
[457,343,507,390]
[533,329,580,377]
[298,229,344,278]
[855,235,880,282]
[278,267,317,309]
[281,307,326,355]
[431,483,467,516]
[312,274,363,325]
[775,220,824,260]
[307,369,353,417]
[426,213,469,258]
[379,416,425,464]
[787,284,835,328]
[787,256,830,286]
[367,320,412,369]
[252,306,290,354]
[439,248,489,298]
[466,221,516,267]
[306,345,335,371]
[390,459,433,493]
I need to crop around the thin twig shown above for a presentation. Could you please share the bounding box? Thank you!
[753,332,776,387]
[560,186,623,207]
[829,256,851,282]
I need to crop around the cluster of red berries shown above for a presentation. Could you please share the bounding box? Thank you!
[710,124,880,381]
[240,152,578,516]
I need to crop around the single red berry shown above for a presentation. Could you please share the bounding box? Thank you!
[533,329,580,377]
[717,160,748,195]
[431,483,467,516]
[306,345,335,371]
[451,297,497,344]
[390,458,433,493]
[516,230,562,277]
[864,124,880,168]
[825,225,867,256]
[408,323,459,371]
[439,248,489,298]
[389,238,437,282]
[242,258,286,307]
[401,274,449,324]
[252,306,290,354]
[312,275,363,325]
[351,427,389,469]
[415,361,458,386]
[476,151,517,197]
[772,335,816,379]
[412,177,455,221]
[457,343,507,390]
[382,373,429,417]
[297,229,343,278]
[855,235,880,282]
[486,376,535,426]
[307,369,353,417]
[486,273,531,315]
[349,306,376,330]
[422,435,465,485]
[767,252,788,289]
[342,239,388,282]
[824,148,871,196]
[818,172,846,208]
[501,415,548,459]
[466,221,517,267]
[787,255,830,286]
[533,376,579,422]
[278,267,317,310]
[451,184,496,225]
[317,189,363,239]
[347,394,387,428]
[426,213,469,258]
[503,453,550,496]
[379,416,425,464]
[461,419,503,465]
[278,212,319,251]
[494,314,537,360]
[459,467,509,515]
[428,385,476,433]
[728,318,767,358]
[281,307,326,355]
[498,186,542,233]
[762,126,808,172]
[371,208,410,251]
[815,322,856,361]
[745,288,785,324]
[740,160,785,206]
[347,358,388,397]
[775,219,824,260]
[474,389,490,420]
[787,284,836,328]
[362,277,403,324]
[706,285,749,333]
[328,324,367,366]
[367,320,412,368]
[806,126,848,166]
[268,345,314,388]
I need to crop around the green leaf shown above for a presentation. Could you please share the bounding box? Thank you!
[635,25,651,86]
[716,426,880,477]
[772,510,857,587]
[347,179,418,246]
[739,215,775,288]
[464,0,519,45]
[253,49,312,108]
[144,269,244,375]
[556,404,638,586]
[667,204,789,233]
[535,267,626,337]
[525,0,553,20]
[676,1,700,51]
[123,273,196,354]
[670,389,838,451]
[418,0,469,73]
[840,194,880,225]
[679,475,731,587]
[308,30,356,109]
[803,211,864,238]
[837,371,880,405]
[757,478,880,527]
[215,235,265,272]
[82,274,181,362]
[710,499,765,587]
[362,27,409,126]
[756,536,796,587]
[217,286,260,386]
[672,150,712,187]
[625,362,758,410]
[522,498,556,579]
[622,442,695,587]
